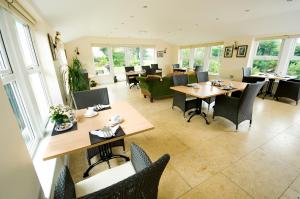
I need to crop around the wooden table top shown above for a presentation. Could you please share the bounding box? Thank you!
[170,80,247,99]
[43,102,154,161]
[250,74,296,81]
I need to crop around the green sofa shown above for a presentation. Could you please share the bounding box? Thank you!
[137,72,197,102]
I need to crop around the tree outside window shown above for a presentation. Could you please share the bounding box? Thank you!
[252,39,282,74]
[194,48,205,70]
[287,38,300,79]
[208,46,223,74]
[92,47,110,75]
[180,48,191,68]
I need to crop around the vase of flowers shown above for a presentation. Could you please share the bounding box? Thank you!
[49,105,75,125]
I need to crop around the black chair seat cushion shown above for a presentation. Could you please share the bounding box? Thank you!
[54,166,76,199]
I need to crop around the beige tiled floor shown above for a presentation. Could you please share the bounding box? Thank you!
[69,82,300,199]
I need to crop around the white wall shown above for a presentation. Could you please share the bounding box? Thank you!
[219,37,255,80]
[64,36,178,84]
[0,81,41,199]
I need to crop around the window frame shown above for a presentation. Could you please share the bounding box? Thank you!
[0,7,50,156]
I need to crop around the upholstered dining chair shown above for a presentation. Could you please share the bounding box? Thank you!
[54,143,170,199]
[142,65,151,71]
[172,74,198,117]
[196,71,215,112]
[151,64,160,71]
[213,81,264,130]
[72,88,125,166]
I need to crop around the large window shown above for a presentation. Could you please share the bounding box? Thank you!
[0,8,50,155]
[208,45,223,74]
[194,47,205,69]
[180,48,191,68]
[92,47,110,75]
[252,39,282,74]
[142,48,155,66]
[92,46,155,78]
[287,38,300,79]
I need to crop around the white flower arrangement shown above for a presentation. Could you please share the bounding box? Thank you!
[49,104,74,124]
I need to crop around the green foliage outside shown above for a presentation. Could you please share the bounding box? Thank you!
[288,60,300,79]
[194,59,204,67]
[112,49,125,67]
[181,49,190,67]
[252,60,278,74]
[208,59,220,74]
[129,48,140,66]
[256,40,281,56]
[211,46,221,57]
[94,48,109,71]
[294,45,300,56]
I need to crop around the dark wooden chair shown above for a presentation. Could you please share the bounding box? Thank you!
[274,79,300,105]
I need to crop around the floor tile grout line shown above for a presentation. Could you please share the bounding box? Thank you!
[277,172,300,199]
[220,172,255,199]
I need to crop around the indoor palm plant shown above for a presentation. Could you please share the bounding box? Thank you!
[68,57,90,92]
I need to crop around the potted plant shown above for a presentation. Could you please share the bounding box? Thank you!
[68,57,90,92]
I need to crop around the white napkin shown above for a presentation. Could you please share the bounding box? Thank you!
[90,125,120,138]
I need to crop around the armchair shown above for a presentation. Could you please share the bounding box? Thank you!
[54,143,170,199]
[274,79,300,105]
[213,82,264,130]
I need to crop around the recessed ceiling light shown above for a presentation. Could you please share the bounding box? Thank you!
[130,15,134,18]
[143,5,148,8]
[244,9,250,12]
[139,30,148,33]
[195,24,199,26]
[287,0,293,2]
[216,17,220,20]
[121,22,125,25]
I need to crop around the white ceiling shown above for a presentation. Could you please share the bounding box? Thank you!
[30,0,300,45]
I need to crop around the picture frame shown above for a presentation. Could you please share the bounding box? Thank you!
[236,45,248,57]
[157,50,164,58]
[47,33,56,60]
[224,46,233,58]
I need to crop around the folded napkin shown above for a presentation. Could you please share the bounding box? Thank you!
[94,104,111,111]
[90,125,120,138]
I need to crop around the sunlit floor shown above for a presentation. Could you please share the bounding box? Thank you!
[69,81,300,199]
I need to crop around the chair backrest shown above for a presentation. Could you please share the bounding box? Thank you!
[242,76,265,83]
[239,81,264,115]
[54,166,76,199]
[125,66,134,72]
[172,64,180,69]
[173,74,188,86]
[151,64,159,70]
[72,88,109,109]
[197,71,209,82]
[54,144,170,199]
[142,65,150,71]
[242,67,252,77]
[145,68,156,76]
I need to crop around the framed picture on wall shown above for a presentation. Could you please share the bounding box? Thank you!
[47,33,56,60]
[157,51,164,58]
[236,45,248,57]
[224,46,233,58]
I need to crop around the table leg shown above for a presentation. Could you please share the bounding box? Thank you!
[263,79,275,99]
[187,100,210,124]
[83,143,130,178]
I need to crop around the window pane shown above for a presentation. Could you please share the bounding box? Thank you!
[142,48,155,66]
[211,46,222,58]
[112,47,126,81]
[194,48,205,68]
[16,21,38,68]
[294,38,300,56]
[92,47,110,75]
[4,82,36,152]
[0,32,11,73]
[208,59,220,74]
[181,49,190,67]
[287,60,300,79]
[29,73,49,122]
[252,60,278,73]
[128,48,141,67]
[256,39,282,56]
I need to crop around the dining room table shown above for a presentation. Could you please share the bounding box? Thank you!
[249,73,297,98]
[170,80,248,124]
[43,102,154,177]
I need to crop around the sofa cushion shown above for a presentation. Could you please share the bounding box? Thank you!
[75,161,136,198]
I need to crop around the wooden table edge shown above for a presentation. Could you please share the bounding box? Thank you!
[43,125,154,161]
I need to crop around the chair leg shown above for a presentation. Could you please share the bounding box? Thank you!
[87,158,91,166]
[236,124,238,131]
[249,120,252,127]
[107,160,111,169]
